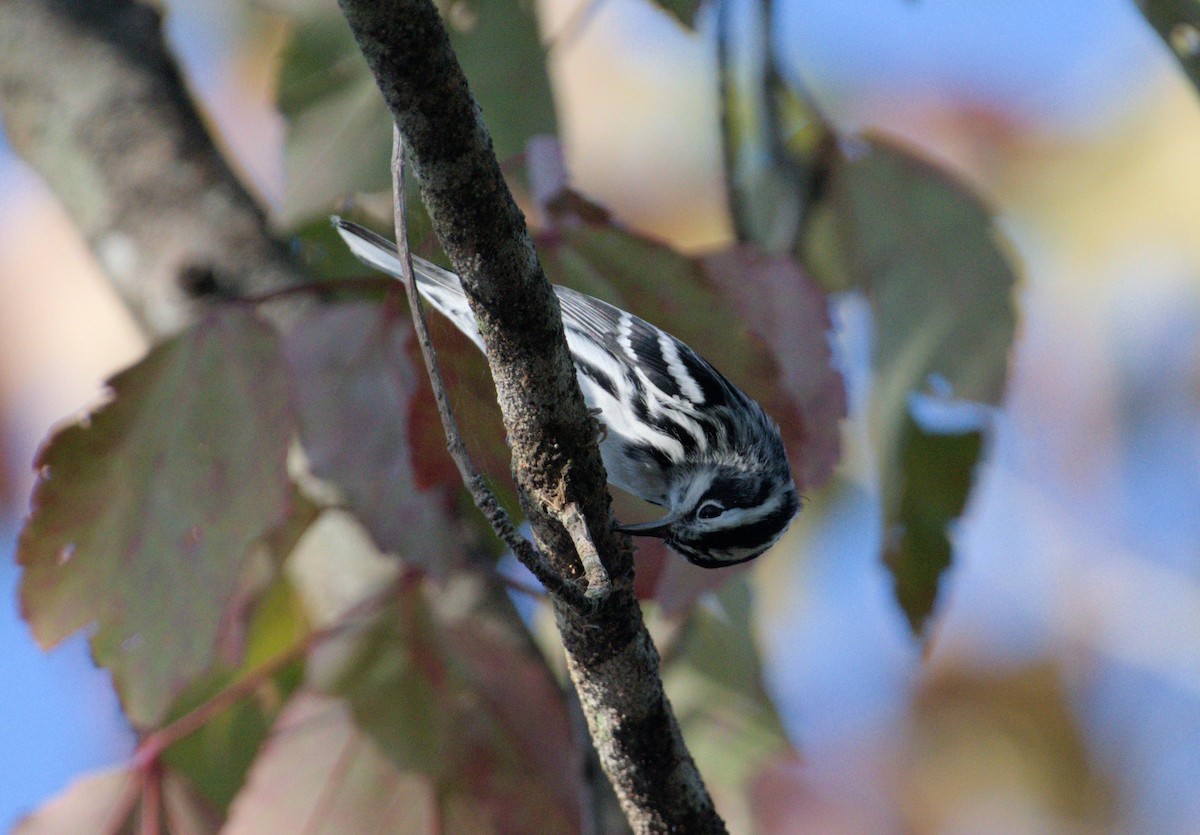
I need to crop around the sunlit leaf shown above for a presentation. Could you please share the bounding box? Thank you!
[18,310,294,728]
[1136,0,1200,92]
[285,301,462,567]
[225,692,436,834]
[15,768,135,835]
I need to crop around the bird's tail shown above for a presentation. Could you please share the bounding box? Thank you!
[333,217,483,348]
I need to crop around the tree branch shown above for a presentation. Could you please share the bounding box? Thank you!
[336,0,726,830]
[386,126,584,605]
[0,0,304,338]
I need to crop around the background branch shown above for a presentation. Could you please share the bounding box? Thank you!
[336,0,725,830]
[0,0,303,338]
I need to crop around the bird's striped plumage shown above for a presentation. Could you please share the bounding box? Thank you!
[334,219,798,567]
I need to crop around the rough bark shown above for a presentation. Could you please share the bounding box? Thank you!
[0,0,304,336]
[336,0,726,831]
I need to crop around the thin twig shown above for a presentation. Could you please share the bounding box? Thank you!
[387,126,583,605]
[139,762,160,835]
[498,572,551,601]
[560,501,610,599]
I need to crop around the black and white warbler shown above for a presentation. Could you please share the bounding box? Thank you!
[334,219,799,568]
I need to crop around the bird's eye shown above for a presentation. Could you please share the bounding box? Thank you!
[697,500,724,520]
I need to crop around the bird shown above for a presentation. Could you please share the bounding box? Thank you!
[333,218,799,568]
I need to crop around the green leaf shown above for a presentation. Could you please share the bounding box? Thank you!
[303,575,581,832]
[829,137,1017,632]
[884,416,983,632]
[440,0,557,158]
[277,11,394,226]
[275,0,556,226]
[18,310,294,728]
[162,577,309,809]
[1136,0,1200,93]
[284,301,460,566]
[832,138,1015,418]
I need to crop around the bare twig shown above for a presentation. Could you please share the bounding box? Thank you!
[387,126,585,604]
[559,501,610,599]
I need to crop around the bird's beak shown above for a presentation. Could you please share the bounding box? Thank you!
[615,509,685,538]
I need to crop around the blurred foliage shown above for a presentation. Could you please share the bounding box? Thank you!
[313,574,581,832]
[828,138,1015,630]
[160,578,309,808]
[652,0,704,29]
[1136,0,1200,92]
[901,663,1116,832]
[720,2,1019,629]
[269,0,555,226]
[15,767,223,835]
[662,579,799,833]
[284,301,460,564]
[718,0,833,252]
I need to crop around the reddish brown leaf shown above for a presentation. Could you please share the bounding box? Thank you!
[312,575,582,833]
[18,310,294,728]
[285,302,463,568]
[701,247,846,490]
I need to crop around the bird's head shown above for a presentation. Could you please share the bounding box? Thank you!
[617,461,799,568]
